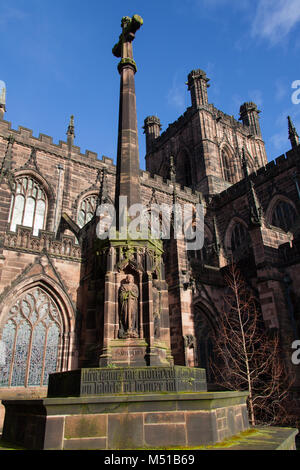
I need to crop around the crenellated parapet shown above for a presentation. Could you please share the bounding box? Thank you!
[140,169,203,203]
[211,146,300,209]
[0,119,116,172]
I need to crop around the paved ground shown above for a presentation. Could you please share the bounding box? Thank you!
[0,427,298,451]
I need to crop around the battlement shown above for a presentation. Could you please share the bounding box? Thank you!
[0,119,116,169]
[208,104,251,134]
[140,169,201,202]
[211,145,300,207]
[152,107,195,146]
[147,100,258,155]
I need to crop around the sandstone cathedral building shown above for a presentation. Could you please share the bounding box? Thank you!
[0,15,299,433]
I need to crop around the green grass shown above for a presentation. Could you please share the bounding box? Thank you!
[0,434,26,450]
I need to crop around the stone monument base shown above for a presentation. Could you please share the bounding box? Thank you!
[2,367,298,450]
[2,390,250,450]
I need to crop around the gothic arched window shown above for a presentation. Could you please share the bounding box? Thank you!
[221,150,232,183]
[231,223,248,252]
[184,157,192,187]
[9,176,46,236]
[272,201,297,232]
[194,308,215,383]
[176,151,193,188]
[77,194,98,228]
[0,287,62,388]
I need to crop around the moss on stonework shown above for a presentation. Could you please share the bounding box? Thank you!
[126,428,295,451]
[205,429,258,449]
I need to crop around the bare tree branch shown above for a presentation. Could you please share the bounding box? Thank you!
[210,262,296,426]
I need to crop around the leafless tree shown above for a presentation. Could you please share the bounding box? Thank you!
[211,262,296,427]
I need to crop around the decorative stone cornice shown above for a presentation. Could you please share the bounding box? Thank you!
[4,226,82,262]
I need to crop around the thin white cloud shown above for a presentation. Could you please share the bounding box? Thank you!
[270,107,300,152]
[274,79,288,101]
[189,0,300,45]
[231,90,263,114]
[199,0,251,10]
[0,6,28,26]
[248,89,263,107]
[251,0,300,44]
[167,76,186,111]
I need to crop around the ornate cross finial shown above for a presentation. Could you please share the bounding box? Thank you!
[112,14,143,73]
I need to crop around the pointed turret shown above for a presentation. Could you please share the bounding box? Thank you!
[0,80,6,120]
[288,116,299,149]
[239,102,261,137]
[143,115,161,154]
[187,69,210,108]
[66,115,75,152]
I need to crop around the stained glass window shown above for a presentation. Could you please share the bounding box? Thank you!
[77,195,97,228]
[0,288,62,388]
[9,176,46,236]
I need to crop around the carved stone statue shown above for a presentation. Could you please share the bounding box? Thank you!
[183,334,197,367]
[119,274,139,338]
[152,280,162,339]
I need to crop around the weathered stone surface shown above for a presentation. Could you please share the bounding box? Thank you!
[144,423,187,448]
[63,437,107,450]
[1,390,251,450]
[64,414,107,439]
[47,366,207,398]
[186,411,218,446]
[108,413,144,449]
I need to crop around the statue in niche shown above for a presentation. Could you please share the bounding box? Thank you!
[152,280,162,339]
[119,274,139,338]
[183,334,197,367]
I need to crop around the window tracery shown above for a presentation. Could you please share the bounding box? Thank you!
[272,200,297,232]
[9,176,46,236]
[221,150,232,183]
[230,223,249,253]
[0,287,62,387]
[77,194,98,228]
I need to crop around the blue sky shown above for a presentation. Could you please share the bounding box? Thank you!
[0,0,300,170]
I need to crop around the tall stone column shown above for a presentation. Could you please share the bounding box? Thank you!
[113,15,143,223]
[96,16,174,368]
